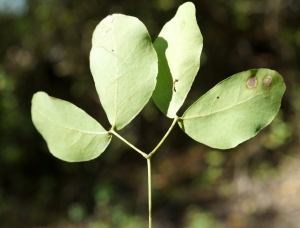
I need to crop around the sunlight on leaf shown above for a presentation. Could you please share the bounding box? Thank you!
[152,2,203,118]
[90,14,158,130]
[179,69,286,149]
[31,92,111,162]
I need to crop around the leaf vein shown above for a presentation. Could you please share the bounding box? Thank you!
[182,92,267,120]
[33,106,107,135]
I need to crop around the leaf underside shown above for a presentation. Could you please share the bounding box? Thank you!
[179,69,286,149]
[31,92,111,162]
[152,2,203,118]
[90,14,158,130]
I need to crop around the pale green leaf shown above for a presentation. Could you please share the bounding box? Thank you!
[90,14,158,130]
[178,69,286,149]
[152,2,203,118]
[31,92,111,162]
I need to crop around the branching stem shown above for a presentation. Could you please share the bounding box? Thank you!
[109,117,179,228]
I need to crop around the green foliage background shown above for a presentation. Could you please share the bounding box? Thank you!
[0,0,298,227]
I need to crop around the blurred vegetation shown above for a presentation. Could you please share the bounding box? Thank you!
[0,0,300,227]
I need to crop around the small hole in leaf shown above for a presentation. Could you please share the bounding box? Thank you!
[247,76,258,89]
[263,76,272,88]
[255,125,262,133]
[217,96,219,99]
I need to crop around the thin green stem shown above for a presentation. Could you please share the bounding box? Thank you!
[147,158,152,228]
[109,129,148,158]
[110,117,179,228]
[148,116,179,158]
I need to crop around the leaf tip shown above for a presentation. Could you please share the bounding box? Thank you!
[177,2,196,16]
[106,14,115,23]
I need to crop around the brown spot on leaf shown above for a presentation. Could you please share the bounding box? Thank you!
[247,76,258,89]
[263,76,272,88]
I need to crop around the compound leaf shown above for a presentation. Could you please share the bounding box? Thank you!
[90,14,158,130]
[152,2,203,118]
[178,69,286,149]
[31,92,111,162]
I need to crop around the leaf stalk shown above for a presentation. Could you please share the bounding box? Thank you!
[148,116,179,158]
[109,129,148,158]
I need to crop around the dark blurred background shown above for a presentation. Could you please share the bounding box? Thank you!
[0,0,299,227]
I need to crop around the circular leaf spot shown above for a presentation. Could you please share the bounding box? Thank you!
[263,76,272,88]
[247,76,258,89]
